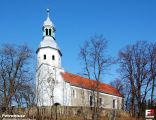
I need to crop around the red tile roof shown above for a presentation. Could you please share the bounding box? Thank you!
[62,72,123,97]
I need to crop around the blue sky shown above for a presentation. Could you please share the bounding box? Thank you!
[0,0,156,83]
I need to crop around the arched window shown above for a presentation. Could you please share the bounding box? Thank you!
[43,54,46,60]
[45,29,48,35]
[52,55,55,60]
[49,29,51,36]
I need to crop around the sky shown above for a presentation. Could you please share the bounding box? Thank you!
[0,0,156,83]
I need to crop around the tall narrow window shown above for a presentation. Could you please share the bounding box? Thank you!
[73,89,76,98]
[43,54,46,60]
[52,55,55,60]
[90,96,93,106]
[99,98,102,105]
[73,90,75,97]
[49,29,51,36]
[113,99,116,109]
[45,29,48,35]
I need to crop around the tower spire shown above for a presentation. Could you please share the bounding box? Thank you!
[43,8,54,27]
[46,8,50,18]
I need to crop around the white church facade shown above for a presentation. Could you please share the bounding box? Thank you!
[36,9,123,109]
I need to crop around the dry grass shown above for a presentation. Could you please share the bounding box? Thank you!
[116,116,144,120]
[8,107,145,120]
[64,114,144,120]
[99,116,144,120]
[47,116,144,120]
[58,116,84,120]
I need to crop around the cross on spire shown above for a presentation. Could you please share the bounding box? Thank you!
[47,8,50,18]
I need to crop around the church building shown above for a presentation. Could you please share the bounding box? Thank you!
[36,9,123,109]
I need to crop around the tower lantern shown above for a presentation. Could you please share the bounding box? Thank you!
[43,9,55,38]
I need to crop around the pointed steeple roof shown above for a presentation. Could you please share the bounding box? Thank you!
[43,9,54,27]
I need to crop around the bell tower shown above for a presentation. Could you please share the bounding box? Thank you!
[36,9,65,106]
[36,9,62,69]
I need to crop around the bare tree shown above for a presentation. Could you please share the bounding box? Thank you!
[79,35,113,120]
[110,78,124,96]
[119,44,136,116]
[15,83,35,108]
[47,66,56,120]
[148,43,156,107]
[35,69,42,120]
[118,41,156,117]
[0,43,33,113]
[35,64,57,119]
